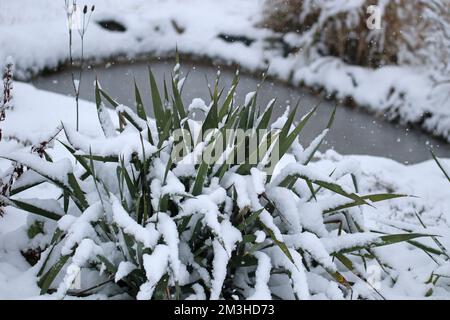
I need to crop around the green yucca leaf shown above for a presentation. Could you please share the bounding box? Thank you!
[87,149,108,208]
[78,154,119,163]
[330,270,352,289]
[242,234,258,244]
[163,157,173,185]
[306,179,316,200]
[118,165,137,199]
[280,100,299,138]
[148,67,165,138]
[97,255,118,275]
[304,168,336,202]
[335,252,354,270]
[95,80,116,138]
[407,240,446,256]
[116,167,126,207]
[98,88,126,132]
[201,99,219,136]
[98,87,119,108]
[334,253,386,299]
[134,80,147,121]
[116,107,146,131]
[171,76,187,120]
[351,173,359,193]
[230,254,258,268]
[257,99,276,130]
[146,124,154,146]
[121,233,139,266]
[1,197,63,221]
[218,81,237,121]
[39,254,71,294]
[157,115,173,149]
[9,176,46,196]
[0,152,89,214]
[192,160,210,196]
[323,193,408,214]
[222,105,243,131]
[153,274,170,300]
[163,76,170,102]
[43,150,53,163]
[331,233,434,255]
[94,80,103,108]
[278,173,369,206]
[238,101,250,130]
[211,106,244,179]
[37,229,64,278]
[303,103,336,165]
[414,212,450,259]
[260,220,294,264]
[177,216,192,235]
[235,129,276,175]
[312,179,369,206]
[0,155,68,191]
[59,140,93,178]
[246,91,258,129]
[171,95,182,131]
[63,189,70,213]
[279,104,318,158]
[169,78,193,145]
[431,151,450,182]
[237,208,263,231]
[67,173,89,211]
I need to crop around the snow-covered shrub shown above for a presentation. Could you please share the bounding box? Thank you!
[0,58,17,215]
[263,0,447,68]
[422,1,450,108]
[0,61,433,299]
[0,57,14,141]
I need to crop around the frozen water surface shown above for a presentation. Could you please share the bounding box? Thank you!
[32,59,450,164]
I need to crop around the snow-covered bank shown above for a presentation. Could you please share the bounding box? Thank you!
[1,0,450,142]
[0,82,450,299]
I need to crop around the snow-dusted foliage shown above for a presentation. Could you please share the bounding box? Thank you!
[264,0,449,68]
[0,60,19,215]
[0,57,14,142]
[0,61,439,299]
[421,1,450,109]
[263,0,450,142]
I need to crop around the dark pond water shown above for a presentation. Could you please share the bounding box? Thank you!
[32,59,450,164]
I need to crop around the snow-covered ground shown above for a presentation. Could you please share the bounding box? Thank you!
[1,0,450,142]
[1,0,450,300]
[0,82,449,299]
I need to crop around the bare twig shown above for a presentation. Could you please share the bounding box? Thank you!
[0,58,14,142]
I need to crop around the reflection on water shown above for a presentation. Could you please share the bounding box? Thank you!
[32,59,450,164]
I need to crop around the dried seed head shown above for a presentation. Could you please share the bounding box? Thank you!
[91,5,95,12]
[83,5,88,14]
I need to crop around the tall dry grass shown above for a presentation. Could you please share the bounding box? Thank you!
[262,0,442,68]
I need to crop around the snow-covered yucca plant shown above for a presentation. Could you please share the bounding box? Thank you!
[0,60,432,299]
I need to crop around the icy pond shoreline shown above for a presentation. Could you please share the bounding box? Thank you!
[32,59,450,164]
